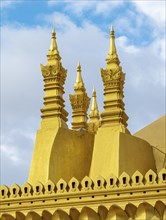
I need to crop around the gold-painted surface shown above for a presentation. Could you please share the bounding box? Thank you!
[1,169,166,219]
[69,62,90,130]
[100,26,129,131]
[134,115,166,172]
[88,88,100,133]
[28,30,69,184]
[1,27,165,219]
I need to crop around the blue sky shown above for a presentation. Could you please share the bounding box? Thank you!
[1,0,165,186]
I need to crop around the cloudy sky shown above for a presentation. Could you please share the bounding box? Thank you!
[1,0,165,186]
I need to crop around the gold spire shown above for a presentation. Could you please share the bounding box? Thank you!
[50,27,58,51]
[88,87,100,133]
[90,87,99,119]
[69,63,90,130]
[107,25,120,65]
[100,26,129,133]
[40,29,68,126]
[47,28,61,65]
[74,61,85,92]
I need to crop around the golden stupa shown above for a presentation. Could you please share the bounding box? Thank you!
[0,27,165,220]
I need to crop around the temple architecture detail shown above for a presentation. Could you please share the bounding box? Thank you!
[100,26,128,132]
[0,26,165,220]
[88,88,100,133]
[40,28,68,126]
[69,62,90,130]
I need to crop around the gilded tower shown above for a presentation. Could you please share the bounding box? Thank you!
[40,28,68,127]
[100,26,128,132]
[89,26,155,179]
[69,62,90,130]
[0,27,165,220]
[88,88,100,133]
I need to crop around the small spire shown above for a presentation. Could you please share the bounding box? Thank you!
[50,27,58,51]
[107,25,119,65]
[92,87,96,96]
[74,61,85,91]
[90,87,99,119]
[77,61,81,72]
[109,25,117,56]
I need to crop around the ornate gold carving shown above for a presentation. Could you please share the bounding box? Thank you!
[100,27,128,131]
[40,64,67,83]
[70,63,90,130]
[101,66,124,84]
[39,29,68,123]
[70,94,90,112]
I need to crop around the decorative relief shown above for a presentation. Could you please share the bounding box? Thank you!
[68,177,80,192]
[40,64,67,84]
[21,182,32,197]
[44,180,55,194]
[0,169,165,199]
[69,94,90,112]
[94,176,105,190]
[81,176,93,191]
[101,66,125,84]
[33,181,44,196]
[131,170,144,186]
[57,179,67,193]
[158,168,166,184]
[119,172,131,187]
[145,169,157,185]
[0,185,9,199]
[10,183,20,198]
[106,174,117,189]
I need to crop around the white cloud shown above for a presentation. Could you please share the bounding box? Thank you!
[1,144,21,164]
[1,0,22,9]
[48,0,123,15]
[133,1,166,27]
[43,12,76,30]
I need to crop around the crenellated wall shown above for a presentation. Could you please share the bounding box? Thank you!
[1,168,166,219]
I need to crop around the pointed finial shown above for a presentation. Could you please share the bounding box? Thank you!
[74,61,85,91]
[77,61,81,71]
[50,27,58,51]
[109,25,117,55]
[92,87,96,96]
[106,25,120,65]
[90,87,99,116]
[88,87,100,133]
[111,25,114,32]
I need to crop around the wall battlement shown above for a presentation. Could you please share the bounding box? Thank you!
[1,168,165,200]
[1,169,166,219]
